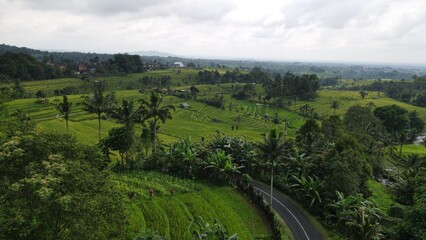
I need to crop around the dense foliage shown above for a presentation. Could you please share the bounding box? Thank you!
[0,51,145,83]
[0,131,126,239]
[0,52,61,80]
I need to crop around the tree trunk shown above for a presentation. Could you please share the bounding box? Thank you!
[270,165,274,206]
[65,115,69,133]
[121,152,124,167]
[98,113,101,141]
[153,117,157,153]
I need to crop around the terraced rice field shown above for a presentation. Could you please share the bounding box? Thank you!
[5,81,426,156]
[5,88,303,144]
[113,171,273,239]
[14,68,200,96]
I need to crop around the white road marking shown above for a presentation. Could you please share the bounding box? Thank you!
[254,186,311,240]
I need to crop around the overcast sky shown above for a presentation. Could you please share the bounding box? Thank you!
[1,0,426,64]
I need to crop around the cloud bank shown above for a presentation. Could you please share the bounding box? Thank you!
[1,0,425,64]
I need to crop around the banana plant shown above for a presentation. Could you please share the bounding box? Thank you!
[291,174,323,207]
[204,150,242,182]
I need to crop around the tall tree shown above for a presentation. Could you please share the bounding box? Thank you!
[330,100,340,114]
[258,128,287,206]
[190,85,199,100]
[82,81,116,141]
[359,90,368,100]
[103,125,134,166]
[111,99,141,126]
[56,95,72,132]
[373,104,409,133]
[140,92,175,153]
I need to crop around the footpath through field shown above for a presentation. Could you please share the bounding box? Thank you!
[252,181,324,240]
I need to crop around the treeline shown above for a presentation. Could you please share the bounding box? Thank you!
[0,52,62,80]
[196,67,320,100]
[0,52,146,81]
[263,72,320,100]
[0,43,113,63]
[348,76,426,107]
[196,67,270,85]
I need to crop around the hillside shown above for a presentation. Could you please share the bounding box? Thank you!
[115,171,273,239]
[0,43,113,63]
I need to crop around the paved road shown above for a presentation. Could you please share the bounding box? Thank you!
[252,181,324,240]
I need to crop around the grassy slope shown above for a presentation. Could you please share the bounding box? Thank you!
[366,180,395,213]
[113,172,273,239]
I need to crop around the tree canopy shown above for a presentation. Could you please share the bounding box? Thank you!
[0,132,126,240]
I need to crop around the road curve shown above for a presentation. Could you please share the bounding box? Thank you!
[252,181,324,240]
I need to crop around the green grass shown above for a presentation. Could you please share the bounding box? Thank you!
[124,202,146,238]
[157,198,192,239]
[21,78,84,93]
[401,144,426,156]
[212,187,272,238]
[198,189,253,239]
[113,172,274,239]
[366,179,394,213]
[138,199,171,239]
[177,193,219,225]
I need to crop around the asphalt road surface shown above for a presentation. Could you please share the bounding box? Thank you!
[252,181,324,240]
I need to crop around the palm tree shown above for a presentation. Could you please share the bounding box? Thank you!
[258,128,287,206]
[140,92,175,153]
[56,95,72,132]
[140,120,155,156]
[330,100,340,114]
[82,81,116,141]
[112,99,141,126]
[360,90,368,100]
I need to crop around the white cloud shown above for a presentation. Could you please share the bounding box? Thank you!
[0,0,425,64]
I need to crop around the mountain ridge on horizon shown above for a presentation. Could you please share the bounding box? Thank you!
[1,43,426,80]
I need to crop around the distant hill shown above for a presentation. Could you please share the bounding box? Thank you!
[0,44,113,63]
[129,50,177,57]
